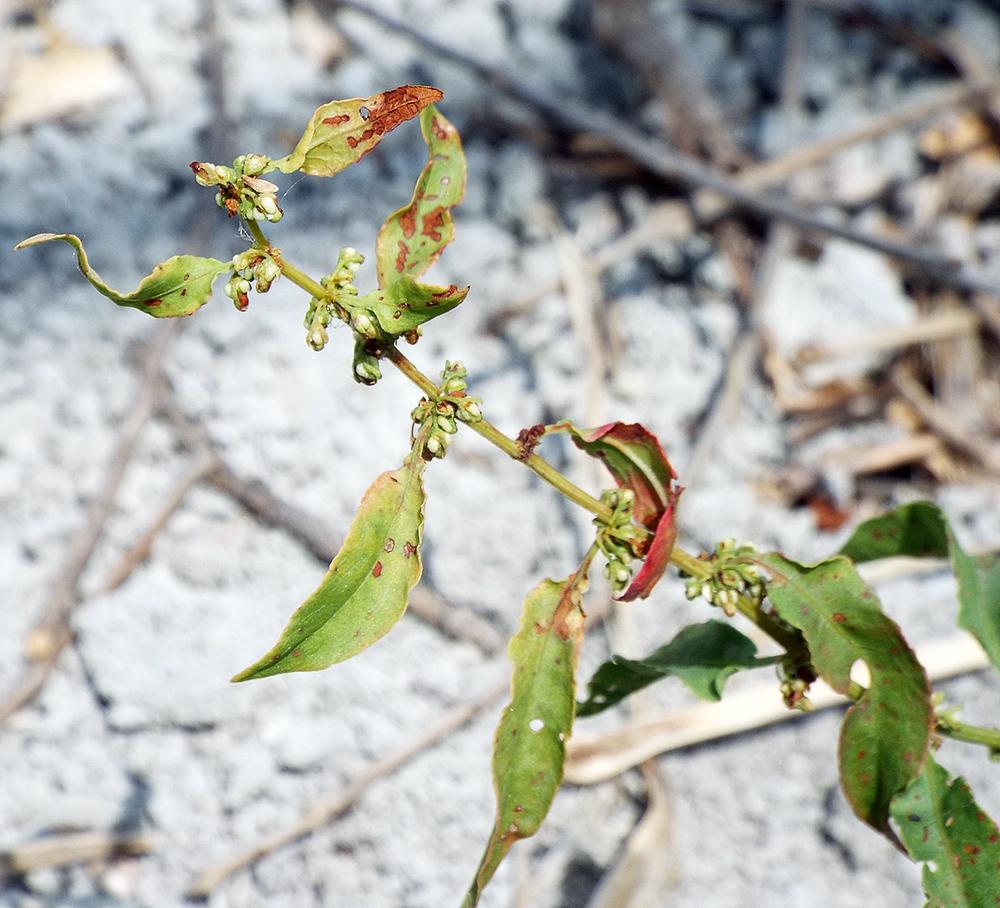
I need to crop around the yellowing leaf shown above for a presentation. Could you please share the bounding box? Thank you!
[15,233,230,317]
[271,85,443,177]
[375,104,466,285]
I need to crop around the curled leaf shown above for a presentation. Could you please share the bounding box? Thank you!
[375,104,466,286]
[756,553,933,845]
[840,501,1000,677]
[14,233,230,318]
[578,620,778,716]
[271,85,443,177]
[463,561,592,907]
[232,450,426,681]
[553,421,676,531]
[617,485,681,601]
[890,753,1000,908]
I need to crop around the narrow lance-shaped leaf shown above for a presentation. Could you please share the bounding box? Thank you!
[270,85,443,177]
[14,233,230,318]
[756,553,933,845]
[890,753,1000,908]
[578,620,780,717]
[463,559,592,908]
[840,501,1000,676]
[375,104,466,286]
[232,448,426,681]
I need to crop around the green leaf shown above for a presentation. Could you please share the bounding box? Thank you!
[14,233,230,318]
[463,564,591,908]
[757,553,933,844]
[354,274,469,337]
[891,753,1000,908]
[232,451,426,681]
[375,104,466,286]
[840,502,1000,677]
[578,620,778,717]
[270,85,443,177]
[552,422,676,531]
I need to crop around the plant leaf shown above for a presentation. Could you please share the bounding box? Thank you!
[840,501,1000,676]
[14,233,230,317]
[578,620,778,716]
[354,274,469,337]
[375,104,465,286]
[271,85,443,177]
[617,486,680,601]
[891,753,1000,908]
[232,451,426,681]
[553,422,676,531]
[463,565,590,907]
[756,553,933,844]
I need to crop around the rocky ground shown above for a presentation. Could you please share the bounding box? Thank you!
[2,1,999,907]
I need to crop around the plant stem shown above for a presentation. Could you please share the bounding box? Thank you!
[936,718,1000,752]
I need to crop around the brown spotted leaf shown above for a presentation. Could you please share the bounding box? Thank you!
[375,104,466,286]
[354,275,469,338]
[755,553,933,845]
[463,562,592,907]
[232,450,426,681]
[271,85,443,177]
[891,753,1000,908]
[15,233,230,318]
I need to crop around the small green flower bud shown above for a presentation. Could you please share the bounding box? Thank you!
[351,312,378,338]
[243,153,269,176]
[425,434,443,457]
[354,358,382,385]
[456,400,482,422]
[308,328,328,351]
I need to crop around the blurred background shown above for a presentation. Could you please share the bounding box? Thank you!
[1,1,999,906]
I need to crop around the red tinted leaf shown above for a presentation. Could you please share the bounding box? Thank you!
[618,487,681,601]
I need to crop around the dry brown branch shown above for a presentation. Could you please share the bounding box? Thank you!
[186,675,510,898]
[565,634,990,785]
[820,432,947,476]
[0,323,177,729]
[794,309,982,365]
[0,831,154,877]
[327,0,1000,294]
[891,363,1000,476]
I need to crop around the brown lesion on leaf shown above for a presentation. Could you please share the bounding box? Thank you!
[430,115,450,141]
[383,538,396,553]
[372,561,383,578]
[362,85,443,139]
[421,207,446,241]
[322,113,351,126]
[399,207,417,239]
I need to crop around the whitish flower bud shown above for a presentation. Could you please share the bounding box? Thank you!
[456,400,482,422]
[308,328,328,351]
[243,153,269,175]
[351,312,377,338]
[425,434,443,457]
[354,358,381,385]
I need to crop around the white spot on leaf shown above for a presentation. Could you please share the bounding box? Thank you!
[529,718,544,733]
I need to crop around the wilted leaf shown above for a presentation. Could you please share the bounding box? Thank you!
[757,553,932,844]
[463,565,590,907]
[232,451,426,680]
[578,620,778,717]
[375,104,465,286]
[355,274,469,337]
[554,421,677,531]
[271,85,442,177]
[891,753,1000,908]
[840,502,1000,677]
[14,233,230,318]
[617,486,681,601]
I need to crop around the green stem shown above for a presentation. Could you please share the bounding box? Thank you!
[936,718,1000,752]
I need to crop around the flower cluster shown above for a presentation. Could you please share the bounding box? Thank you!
[410,362,483,459]
[223,249,281,311]
[596,487,638,593]
[684,538,764,616]
[303,248,364,351]
[190,154,282,223]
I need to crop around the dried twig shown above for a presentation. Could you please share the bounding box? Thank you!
[186,675,510,898]
[0,831,154,878]
[327,0,1000,294]
[0,323,176,729]
[565,633,991,785]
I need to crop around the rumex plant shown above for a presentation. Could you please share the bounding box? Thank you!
[17,87,1000,907]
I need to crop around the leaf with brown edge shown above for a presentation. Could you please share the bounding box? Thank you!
[891,753,1000,908]
[271,85,443,177]
[617,486,681,601]
[551,422,676,531]
[15,233,230,318]
[755,553,933,846]
[375,104,465,286]
[462,558,593,908]
[232,449,426,681]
